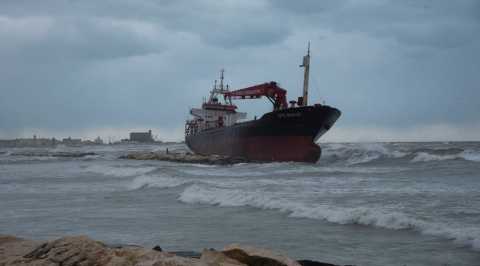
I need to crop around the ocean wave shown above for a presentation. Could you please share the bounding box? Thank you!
[321,143,480,165]
[291,205,480,251]
[179,184,272,207]
[411,150,480,162]
[9,151,97,158]
[410,147,464,155]
[186,163,218,168]
[179,168,269,177]
[461,150,480,162]
[128,175,189,190]
[322,143,407,165]
[411,152,459,162]
[0,155,59,163]
[178,184,480,251]
[84,165,157,177]
[127,174,271,191]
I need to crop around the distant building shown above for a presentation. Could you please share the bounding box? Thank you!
[130,130,154,143]
[94,137,104,145]
[0,136,56,148]
[62,137,82,146]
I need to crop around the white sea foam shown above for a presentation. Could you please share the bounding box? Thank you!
[128,174,188,190]
[323,143,408,165]
[178,184,480,251]
[461,150,480,162]
[294,205,480,251]
[84,165,157,177]
[324,166,407,174]
[179,168,268,177]
[179,184,276,207]
[323,142,480,164]
[411,151,480,162]
[411,152,458,162]
[128,175,266,191]
[187,163,218,168]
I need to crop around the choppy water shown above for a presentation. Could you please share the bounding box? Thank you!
[1,142,479,266]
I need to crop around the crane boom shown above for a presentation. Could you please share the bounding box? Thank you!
[223,81,288,110]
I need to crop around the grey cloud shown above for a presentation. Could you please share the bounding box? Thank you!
[0,16,165,63]
[272,0,480,49]
[0,0,291,49]
[0,0,479,140]
[270,0,347,15]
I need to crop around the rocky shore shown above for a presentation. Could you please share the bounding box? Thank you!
[0,235,348,266]
[120,152,250,165]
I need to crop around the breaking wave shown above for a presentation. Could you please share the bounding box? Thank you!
[321,143,407,165]
[178,184,480,251]
[321,143,480,164]
[411,152,458,162]
[411,150,480,162]
[462,150,480,162]
[128,174,189,190]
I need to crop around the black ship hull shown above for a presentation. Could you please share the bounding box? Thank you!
[185,105,341,162]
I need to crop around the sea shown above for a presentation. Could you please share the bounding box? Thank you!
[1,142,479,266]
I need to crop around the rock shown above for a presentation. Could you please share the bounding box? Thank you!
[50,152,96,158]
[0,235,199,266]
[200,249,246,266]
[223,244,301,266]
[132,250,199,266]
[119,152,250,165]
[0,235,42,263]
[297,260,339,266]
[170,251,202,259]
[0,235,344,266]
[22,235,114,265]
[220,247,345,266]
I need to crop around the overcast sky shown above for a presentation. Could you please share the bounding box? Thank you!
[0,0,479,142]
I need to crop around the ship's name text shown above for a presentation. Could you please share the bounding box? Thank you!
[277,112,302,118]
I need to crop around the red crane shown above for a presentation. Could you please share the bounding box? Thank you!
[223,81,288,110]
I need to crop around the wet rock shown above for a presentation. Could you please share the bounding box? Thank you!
[200,249,246,266]
[0,235,42,263]
[171,251,202,259]
[223,244,301,266]
[297,260,339,266]
[0,235,345,266]
[22,236,114,265]
[119,152,249,165]
[0,235,198,266]
[51,152,96,158]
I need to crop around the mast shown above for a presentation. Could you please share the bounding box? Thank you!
[209,80,217,101]
[300,42,310,106]
[209,69,232,104]
[220,69,225,91]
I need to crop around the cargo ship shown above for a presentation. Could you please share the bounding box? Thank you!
[185,45,341,162]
